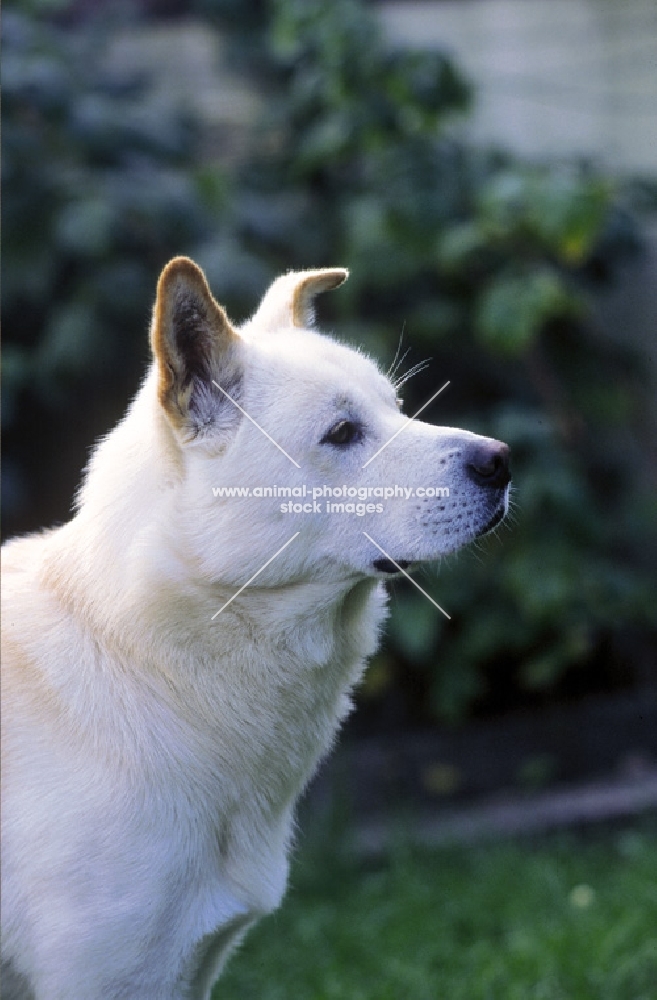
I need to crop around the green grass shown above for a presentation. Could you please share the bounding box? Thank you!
[213,825,657,1000]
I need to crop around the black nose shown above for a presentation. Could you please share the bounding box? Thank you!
[465,439,510,489]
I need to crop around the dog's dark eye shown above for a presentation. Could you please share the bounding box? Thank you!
[320,419,362,447]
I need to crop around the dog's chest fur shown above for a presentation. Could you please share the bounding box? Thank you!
[2,531,386,997]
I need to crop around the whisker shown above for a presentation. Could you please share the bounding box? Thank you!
[389,348,411,383]
[386,323,407,380]
[467,543,486,565]
[393,358,431,391]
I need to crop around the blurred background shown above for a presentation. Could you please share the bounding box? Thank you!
[3,0,657,892]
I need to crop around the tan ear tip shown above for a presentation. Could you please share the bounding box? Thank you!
[157,256,207,294]
[329,267,349,288]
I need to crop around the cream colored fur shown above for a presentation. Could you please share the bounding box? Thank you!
[1,258,509,999]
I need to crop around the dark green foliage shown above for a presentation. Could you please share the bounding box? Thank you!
[4,0,655,719]
[2,3,266,530]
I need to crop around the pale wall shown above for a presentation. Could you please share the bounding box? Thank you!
[379,0,657,175]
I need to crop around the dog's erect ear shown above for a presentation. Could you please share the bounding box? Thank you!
[151,257,242,440]
[248,268,349,333]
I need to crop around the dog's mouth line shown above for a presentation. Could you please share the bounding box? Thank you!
[372,495,508,572]
[372,557,411,575]
[477,504,507,537]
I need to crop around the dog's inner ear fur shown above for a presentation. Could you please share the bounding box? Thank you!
[151,257,242,440]
[249,268,349,333]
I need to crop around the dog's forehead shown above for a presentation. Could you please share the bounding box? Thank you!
[249,328,395,403]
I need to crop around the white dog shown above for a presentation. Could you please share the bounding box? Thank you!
[1,258,510,999]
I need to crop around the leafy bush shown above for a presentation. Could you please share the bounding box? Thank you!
[2,3,256,530]
[4,0,655,721]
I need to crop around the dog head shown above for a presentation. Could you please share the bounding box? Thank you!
[150,257,510,589]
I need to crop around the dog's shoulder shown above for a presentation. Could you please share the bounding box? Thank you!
[2,529,51,576]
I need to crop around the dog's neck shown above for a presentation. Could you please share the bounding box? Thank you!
[43,507,385,875]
